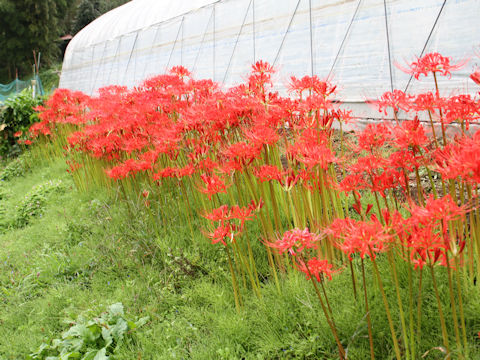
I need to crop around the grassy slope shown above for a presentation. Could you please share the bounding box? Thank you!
[1,155,480,359]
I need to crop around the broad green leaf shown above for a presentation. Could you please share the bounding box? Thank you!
[93,348,108,360]
[63,324,96,343]
[81,350,97,360]
[106,303,124,321]
[110,318,128,346]
[135,316,149,328]
[101,327,112,348]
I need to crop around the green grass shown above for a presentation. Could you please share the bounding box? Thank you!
[1,153,480,359]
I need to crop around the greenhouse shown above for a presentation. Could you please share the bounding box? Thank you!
[60,0,480,117]
[4,0,480,358]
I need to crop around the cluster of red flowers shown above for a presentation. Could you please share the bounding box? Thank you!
[203,201,262,246]
[28,52,480,281]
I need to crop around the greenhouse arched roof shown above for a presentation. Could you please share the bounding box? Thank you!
[60,0,480,119]
[68,0,218,49]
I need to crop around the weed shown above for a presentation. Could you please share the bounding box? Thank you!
[15,179,65,227]
[0,154,29,181]
[28,303,149,359]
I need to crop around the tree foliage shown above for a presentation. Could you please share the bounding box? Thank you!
[0,0,68,82]
[0,0,130,83]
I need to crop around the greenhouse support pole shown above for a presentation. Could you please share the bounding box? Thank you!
[213,4,216,81]
[32,64,36,98]
[15,69,19,93]
[383,0,394,92]
[273,0,301,67]
[309,0,314,77]
[223,0,253,83]
[253,0,256,62]
[141,25,161,81]
[181,17,184,66]
[192,8,214,74]
[92,41,109,93]
[403,0,448,93]
[107,36,122,85]
[123,32,139,85]
[327,0,362,80]
[166,17,184,72]
[88,46,96,90]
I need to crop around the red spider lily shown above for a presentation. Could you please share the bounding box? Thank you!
[351,194,373,217]
[434,133,480,184]
[248,60,275,96]
[296,257,339,281]
[411,92,442,112]
[442,94,480,129]
[288,75,336,98]
[300,94,336,116]
[393,195,469,269]
[278,169,301,191]
[251,60,275,75]
[198,173,230,199]
[369,170,403,198]
[346,153,405,197]
[399,217,467,269]
[28,120,52,138]
[356,123,391,152]
[169,65,191,78]
[105,159,151,180]
[243,125,280,147]
[396,52,468,79]
[348,154,388,174]
[470,70,480,85]
[406,226,449,269]
[327,217,392,260]
[390,117,429,149]
[35,88,89,126]
[153,164,195,180]
[203,201,260,226]
[288,129,337,170]
[267,228,322,256]
[66,159,83,174]
[253,165,283,183]
[196,158,219,172]
[205,223,238,246]
[222,141,262,167]
[369,90,413,115]
[387,149,421,173]
[407,195,466,230]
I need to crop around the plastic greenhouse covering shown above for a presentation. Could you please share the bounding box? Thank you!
[60,0,480,119]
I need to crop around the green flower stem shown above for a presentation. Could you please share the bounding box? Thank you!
[305,265,346,360]
[415,268,424,352]
[429,265,450,354]
[454,257,468,356]
[225,245,242,312]
[444,252,462,350]
[361,258,375,360]
[387,251,409,360]
[369,250,402,360]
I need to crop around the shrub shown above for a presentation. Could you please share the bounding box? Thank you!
[0,153,30,181]
[0,89,44,158]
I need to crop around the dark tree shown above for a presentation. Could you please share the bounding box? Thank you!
[0,0,131,83]
[72,0,131,35]
[0,0,69,82]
